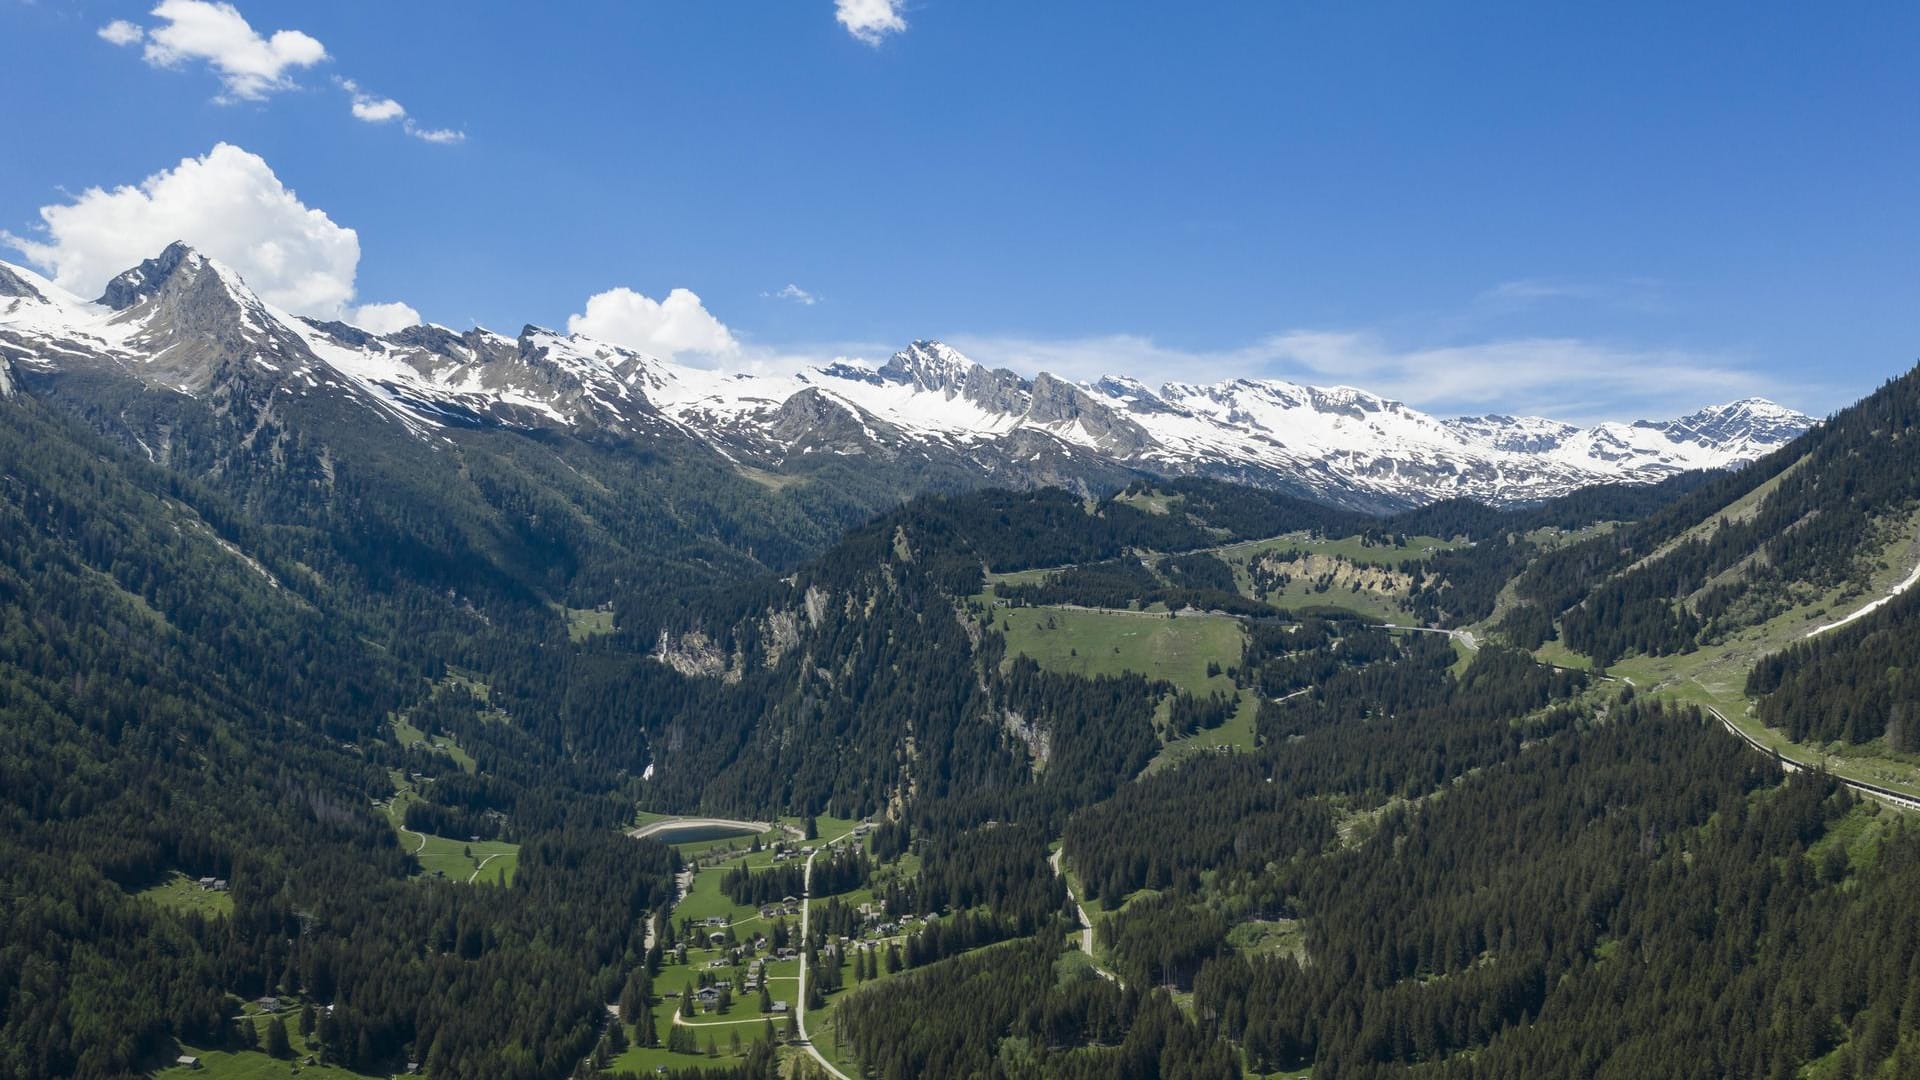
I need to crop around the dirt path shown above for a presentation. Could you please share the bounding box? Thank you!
[1050,849,1121,986]
[466,852,501,884]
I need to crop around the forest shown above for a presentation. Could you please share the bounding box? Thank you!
[7,338,1920,1080]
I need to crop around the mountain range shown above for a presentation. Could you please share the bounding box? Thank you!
[0,242,1812,510]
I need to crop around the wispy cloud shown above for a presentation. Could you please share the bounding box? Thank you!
[337,77,465,144]
[765,283,818,306]
[835,0,906,45]
[402,122,465,145]
[1476,276,1670,315]
[1478,279,1602,305]
[946,329,1791,423]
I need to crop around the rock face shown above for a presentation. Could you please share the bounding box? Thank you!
[0,245,1816,510]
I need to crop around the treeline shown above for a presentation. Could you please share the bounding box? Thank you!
[994,554,1272,616]
[834,935,1241,1080]
[721,848,870,907]
[1747,585,1920,747]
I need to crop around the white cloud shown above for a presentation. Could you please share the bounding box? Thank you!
[353,97,405,122]
[947,329,1782,424]
[98,19,145,46]
[4,143,361,317]
[338,77,464,143]
[836,0,906,45]
[130,0,328,102]
[341,78,406,123]
[567,287,738,361]
[403,121,466,145]
[767,283,817,306]
[351,301,421,334]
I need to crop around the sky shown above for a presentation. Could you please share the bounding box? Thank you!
[3,0,1917,422]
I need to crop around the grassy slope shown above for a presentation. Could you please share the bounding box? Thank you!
[1533,507,1920,800]
[382,778,520,884]
[136,872,235,919]
[991,605,1245,698]
[158,1006,360,1080]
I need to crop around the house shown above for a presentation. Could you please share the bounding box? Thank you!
[694,987,721,1008]
[704,915,728,927]
[174,1056,201,1069]
[708,931,727,946]
[256,996,282,1013]
[782,895,799,907]
[197,876,217,889]
[770,1000,790,1013]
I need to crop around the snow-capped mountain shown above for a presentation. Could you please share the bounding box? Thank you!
[0,244,1814,510]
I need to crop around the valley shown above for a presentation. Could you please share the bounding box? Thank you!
[7,8,1917,1078]
[4,248,1920,1080]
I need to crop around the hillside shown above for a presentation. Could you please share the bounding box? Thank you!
[4,245,1920,1078]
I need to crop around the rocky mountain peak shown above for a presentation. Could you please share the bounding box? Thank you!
[0,263,47,302]
[0,244,1819,511]
[879,340,982,392]
[1656,397,1811,446]
[97,241,224,310]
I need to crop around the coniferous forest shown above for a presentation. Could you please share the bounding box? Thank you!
[9,327,1920,1080]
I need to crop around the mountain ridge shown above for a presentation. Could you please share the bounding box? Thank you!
[0,244,1813,510]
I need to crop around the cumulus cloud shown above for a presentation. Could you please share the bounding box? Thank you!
[4,143,361,317]
[567,287,739,361]
[110,0,327,102]
[98,19,145,46]
[835,0,906,45]
[767,283,818,306]
[948,329,1786,424]
[341,78,406,123]
[353,97,406,122]
[351,301,422,335]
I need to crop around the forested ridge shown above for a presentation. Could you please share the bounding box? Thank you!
[6,338,1920,1080]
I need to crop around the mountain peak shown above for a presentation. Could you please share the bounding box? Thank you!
[98,241,207,310]
[1655,396,1813,449]
[879,340,981,391]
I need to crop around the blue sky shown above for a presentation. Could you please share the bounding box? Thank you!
[3,0,1917,421]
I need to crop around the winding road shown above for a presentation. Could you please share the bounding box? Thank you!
[1707,704,1920,812]
[796,833,858,1080]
